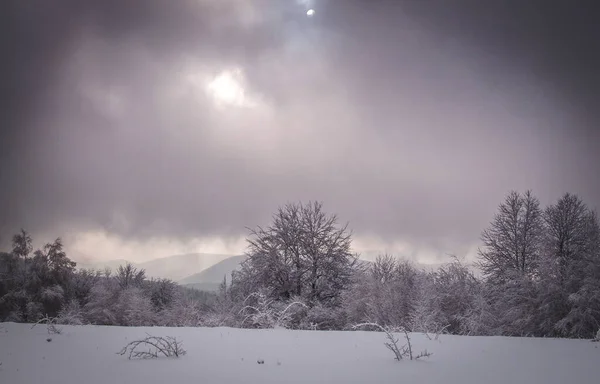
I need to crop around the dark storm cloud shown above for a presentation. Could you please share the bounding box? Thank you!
[1,0,599,257]
[397,0,600,130]
[0,0,292,240]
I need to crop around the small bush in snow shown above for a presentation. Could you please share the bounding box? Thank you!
[593,329,600,342]
[422,324,450,342]
[117,334,186,359]
[238,291,307,329]
[31,315,63,334]
[353,322,432,361]
[56,300,84,325]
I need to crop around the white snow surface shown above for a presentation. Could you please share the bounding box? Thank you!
[0,322,597,384]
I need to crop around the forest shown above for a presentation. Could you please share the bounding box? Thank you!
[1,191,598,340]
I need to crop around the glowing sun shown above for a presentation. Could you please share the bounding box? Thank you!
[205,68,250,108]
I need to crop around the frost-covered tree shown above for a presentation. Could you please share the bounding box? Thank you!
[82,271,123,325]
[115,263,146,290]
[0,232,80,321]
[542,193,594,287]
[70,269,102,307]
[432,257,482,335]
[43,238,76,285]
[486,269,540,336]
[117,287,156,326]
[539,194,600,338]
[237,201,357,306]
[475,191,546,336]
[11,229,33,259]
[56,299,84,325]
[367,256,421,328]
[477,191,544,281]
[148,278,178,312]
[163,297,203,327]
[340,266,372,326]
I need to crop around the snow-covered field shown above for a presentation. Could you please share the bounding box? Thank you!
[0,322,597,384]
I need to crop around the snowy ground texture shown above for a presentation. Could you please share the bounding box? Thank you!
[1,322,598,384]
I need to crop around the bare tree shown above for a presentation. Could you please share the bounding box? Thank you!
[239,201,357,306]
[372,254,396,284]
[477,190,544,281]
[366,256,421,328]
[542,193,594,286]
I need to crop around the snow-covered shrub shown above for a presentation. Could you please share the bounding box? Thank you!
[40,285,65,304]
[456,290,495,336]
[117,288,156,326]
[31,315,63,334]
[340,271,372,326]
[159,299,202,327]
[431,257,484,335]
[353,322,432,361]
[56,300,84,325]
[83,280,118,325]
[555,286,600,339]
[299,302,345,330]
[200,312,228,328]
[148,278,178,312]
[118,334,186,359]
[238,291,307,329]
[410,273,445,334]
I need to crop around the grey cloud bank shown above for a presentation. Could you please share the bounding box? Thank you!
[1,0,598,261]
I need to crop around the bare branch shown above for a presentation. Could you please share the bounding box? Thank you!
[31,315,63,334]
[117,334,186,359]
[352,322,432,361]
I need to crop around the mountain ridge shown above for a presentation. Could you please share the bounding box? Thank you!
[75,252,236,282]
[76,253,479,292]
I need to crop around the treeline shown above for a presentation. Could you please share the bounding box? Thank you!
[0,234,217,326]
[0,193,598,339]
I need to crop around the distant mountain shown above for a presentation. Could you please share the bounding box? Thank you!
[76,252,480,293]
[76,259,135,272]
[138,253,233,281]
[76,253,235,282]
[179,255,246,290]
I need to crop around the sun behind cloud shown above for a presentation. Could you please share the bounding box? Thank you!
[205,68,250,108]
[178,64,263,110]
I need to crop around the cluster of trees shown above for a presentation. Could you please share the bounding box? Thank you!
[1,194,598,339]
[477,191,600,338]
[0,232,218,326]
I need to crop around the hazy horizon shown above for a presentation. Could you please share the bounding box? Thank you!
[1,1,598,266]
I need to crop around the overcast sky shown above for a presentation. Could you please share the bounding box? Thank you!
[1,0,599,264]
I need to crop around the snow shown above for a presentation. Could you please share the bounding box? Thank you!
[0,322,597,384]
